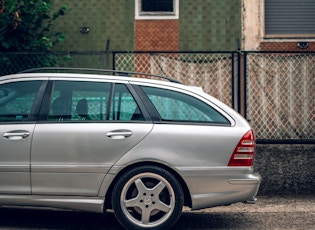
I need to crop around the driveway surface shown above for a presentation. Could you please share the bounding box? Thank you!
[0,196,314,229]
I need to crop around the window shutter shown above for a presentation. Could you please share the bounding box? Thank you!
[265,0,315,35]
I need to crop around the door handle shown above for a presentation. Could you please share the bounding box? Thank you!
[106,129,133,139]
[3,131,30,140]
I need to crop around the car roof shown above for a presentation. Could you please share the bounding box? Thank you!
[3,67,181,82]
[2,71,211,98]
[1,68,203,92]
[19,67,182,83]
[1,71,177,86]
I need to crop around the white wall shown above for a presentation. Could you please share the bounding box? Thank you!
[242,0,262,50]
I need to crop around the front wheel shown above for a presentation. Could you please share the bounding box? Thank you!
[112,166,184,230]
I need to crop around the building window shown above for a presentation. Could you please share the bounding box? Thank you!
[265,0,315,38]
[142,0,173,12]
[135,0,179,20]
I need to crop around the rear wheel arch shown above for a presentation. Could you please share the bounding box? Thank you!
[104,162,192,210]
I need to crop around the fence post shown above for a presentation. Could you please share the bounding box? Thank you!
[236,51,248,118]
[231,52,235,110]
[243,51,247,120]
[112,52,116,71]
[105,39,110,69]
[237,50,241,114]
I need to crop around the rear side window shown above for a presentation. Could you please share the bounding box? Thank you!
[109,84,144,121]
[141,86,230,124]
[0,81,42,122]
[48,81,143,122]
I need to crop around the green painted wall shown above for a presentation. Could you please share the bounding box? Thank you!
[52,0,241,52]
[52,0,134,51]
[179,0,241,51]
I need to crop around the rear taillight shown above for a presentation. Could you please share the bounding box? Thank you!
[228,130,255,166]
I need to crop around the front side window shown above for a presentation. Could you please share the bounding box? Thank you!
[0,81,41,122]
[48,81,143,122]
[136,0,179,19]
[265,0,315,38]
[141,86,230,124]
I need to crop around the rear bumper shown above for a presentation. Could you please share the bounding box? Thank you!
[180,170,261,210]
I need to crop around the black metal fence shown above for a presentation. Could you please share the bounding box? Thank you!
[1,51,314,142]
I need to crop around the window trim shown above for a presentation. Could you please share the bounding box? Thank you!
[135,0,179,20]
[29,80,49,121]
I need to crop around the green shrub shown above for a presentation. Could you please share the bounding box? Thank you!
[0,0,68,75]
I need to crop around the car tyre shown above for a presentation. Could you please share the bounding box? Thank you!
[112,165,184,230]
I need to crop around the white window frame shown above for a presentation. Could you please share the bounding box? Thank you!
[135,0,179,20]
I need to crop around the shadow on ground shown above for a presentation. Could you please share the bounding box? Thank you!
[0,198,314,230]
[0,208,255,230]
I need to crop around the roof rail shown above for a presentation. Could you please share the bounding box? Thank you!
[19,67,182,84]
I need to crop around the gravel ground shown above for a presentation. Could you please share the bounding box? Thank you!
[177,196,315,230]
[0,196,314,230]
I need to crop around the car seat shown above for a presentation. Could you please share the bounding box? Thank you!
[51,97,69,121]
[76,98,89,120]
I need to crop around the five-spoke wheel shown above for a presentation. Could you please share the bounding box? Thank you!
[112,166,184,230]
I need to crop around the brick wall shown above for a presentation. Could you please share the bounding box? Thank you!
[260,42,315,51]
[135,20,179,51]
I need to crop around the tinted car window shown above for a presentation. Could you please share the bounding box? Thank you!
[48,81,143,121]
[0,81,42,122]
[49,81,110,121]
[109,83,144,121]
[141,86,230,124]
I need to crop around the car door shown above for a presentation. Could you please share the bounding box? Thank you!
[0,80,44,194]
[31,79,153,196]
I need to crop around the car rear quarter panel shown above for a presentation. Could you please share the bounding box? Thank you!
[108,123,260,209]
[113,124,250,167]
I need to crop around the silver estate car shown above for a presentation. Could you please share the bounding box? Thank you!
[0,69,261,230]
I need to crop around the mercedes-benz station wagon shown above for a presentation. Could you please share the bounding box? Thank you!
[0,69,261,230]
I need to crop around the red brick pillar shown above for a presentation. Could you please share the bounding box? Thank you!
[135,20,179,74]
